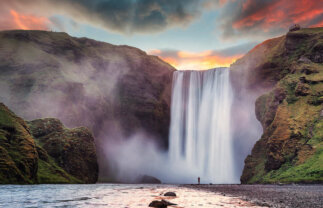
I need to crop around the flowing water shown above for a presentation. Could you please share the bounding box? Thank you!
[0,184,260,207]
[169,68,236,184]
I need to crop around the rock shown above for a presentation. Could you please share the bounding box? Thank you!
[27,118,64,138]
[0,103,38,184]
[149,200,167,208]
[238,27,323,184]
[0,30,175,182]
[298,55,312,64]
[36,145,49,162]
[28,118,99,183]
[311,42,323,63]
[0,103,99,184]
[148,200,177,207]
[289,24,301,32]
[285,30,310,52]
[162,200,177,206]
[295,82,311,96]
[301,67,319,75]
[255,87,286,129]
[136,175,161,184]
[299,76,307,83]
[164,192,176,196]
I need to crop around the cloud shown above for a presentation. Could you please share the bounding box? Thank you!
[0,0,220,34]
[149,42,257,70]
[219,0,323,40]
[0,8,49,31]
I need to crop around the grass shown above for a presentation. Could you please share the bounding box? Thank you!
[0,103,88,184]
[0,105,15,129]
[262,145,323,183]
[37,158,82,184]
[240,27,323,184]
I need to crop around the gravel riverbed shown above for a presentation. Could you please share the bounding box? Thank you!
[184,184,323,208]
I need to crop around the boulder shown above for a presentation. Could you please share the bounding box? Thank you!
[289,24,301,32]
[164,192,176,197]
[149,200,177,208]
[136,175,161,184]
[149,200,167,208]
[298,55,312,64]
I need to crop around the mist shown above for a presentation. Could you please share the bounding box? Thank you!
[0,31,269,185]
[0,31,174,183]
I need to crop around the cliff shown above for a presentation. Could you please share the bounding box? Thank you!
[0,30,175,181]
[0,103,98,184]
[232,27,323,184]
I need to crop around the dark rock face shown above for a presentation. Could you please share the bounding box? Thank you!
[233,27,323,184]
[28,119,99,183]
[0,30,175,181]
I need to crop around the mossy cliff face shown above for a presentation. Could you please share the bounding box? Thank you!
[0,30,175,181]
[28,118,98,183]
[0,103,98,184]
[232,27,323,184]
[0,103,38,183]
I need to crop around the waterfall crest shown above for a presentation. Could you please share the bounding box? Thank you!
[168,68,236,184]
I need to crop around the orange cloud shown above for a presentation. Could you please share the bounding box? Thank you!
[233,0,323,30]
[9,10,49,30]
[149,49,242,70]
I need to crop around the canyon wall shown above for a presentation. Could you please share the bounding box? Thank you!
[0,30,175,182]
[231,27,323,183]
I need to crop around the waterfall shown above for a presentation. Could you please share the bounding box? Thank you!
[168,68,235,184]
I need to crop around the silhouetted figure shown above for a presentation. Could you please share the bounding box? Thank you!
[198,177,200,185]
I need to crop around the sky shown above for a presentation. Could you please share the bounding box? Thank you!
[1,0,322,70]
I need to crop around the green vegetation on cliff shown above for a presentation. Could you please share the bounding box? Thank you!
[0,103,98,184]
[237,27,323,184]
[0,30,175,181]
[0,103,38,184]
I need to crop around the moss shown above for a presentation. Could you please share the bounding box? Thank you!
[240,27,323,184]
[279,75,299,104]
[37,158,81,184]
[262,145,323,183]
[247,159,267,184]
[28,119,98,183]
[308,119,323,146]
[0,103,97,184]
[0,103,38,184]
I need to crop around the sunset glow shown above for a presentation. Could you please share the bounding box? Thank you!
[0,0,322,70]
[10,10,49,30]
[150,50,242,70]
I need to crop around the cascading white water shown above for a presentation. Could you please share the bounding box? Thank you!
[168,68,235,184]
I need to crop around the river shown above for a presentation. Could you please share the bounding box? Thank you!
[0,184,261,207]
